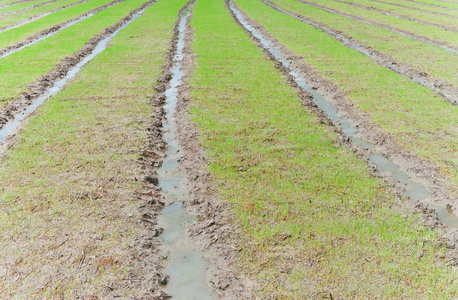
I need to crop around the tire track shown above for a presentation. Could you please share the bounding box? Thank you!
[0,0,59,16]
[331,0,458,32]
[228,0,458,237]
[367,0,458,19]
[262,0,458,105]
[293,0,458,54]
[0,0,156,131]
[0,0,90,34]
[0,0,127,59]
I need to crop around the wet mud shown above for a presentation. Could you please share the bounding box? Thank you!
[0,0,90,34]
[261,0,458,105]
[228,0,458,247]
[0,0,59,16]
[368,0,458,19]
[0,0,127,59]
[331,0,458,32]
[293,0,458,54]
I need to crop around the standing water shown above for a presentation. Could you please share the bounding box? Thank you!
[156,6,218,299]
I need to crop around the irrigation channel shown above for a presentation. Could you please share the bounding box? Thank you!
[0,4,152,145]
[261,0,458,105]
[229,0,458,228]
[155,4,217,299]
[0,0,125,59]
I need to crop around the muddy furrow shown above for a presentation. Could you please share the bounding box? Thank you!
[0,0,59,16]
[228,0,458,245]
[294,0,458,54]
[136,0,247,298]
[261,0,458,105]
[331,0,458,32]
[0,0,127,59]
[368,0,458,19]
[0,0,90,34]
[0,0,157,139]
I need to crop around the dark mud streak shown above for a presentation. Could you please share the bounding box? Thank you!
[228,0,458,248]
[260,0,458,105]
[403,0,458,11]
[0,0,36,9]
[0,0,127,59]
[368,0,458,19]
[331,0,458,32]
[0,0,157,138]
[0,0,59,16]
[294,0,458,54]
[0,0,90,34]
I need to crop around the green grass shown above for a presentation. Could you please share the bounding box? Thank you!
[0,0,149,105]
[0,0,117,49]
[0,0,85,28]
[343,0,458,29]
[295,0,458,48]
[0,0,53,14]
[0,0,187,297]
[190,0,457,297]
[270,0,458,88]
[408,0,458,10]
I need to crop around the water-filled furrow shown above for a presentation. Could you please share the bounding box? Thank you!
[0,0,89,34]
[0,0,125,59]
[293,0,458,55]
[261,0,458,105]
[155,4,218,299]
[0,5,152,145]
[229,0,458,228]
[0,0,59,16]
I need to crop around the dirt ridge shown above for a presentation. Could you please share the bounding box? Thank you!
[227,0,458,252]
[260,0,458,105]
[0,0,91,34]
[0,0,156,131]
[403,0,458,11]
[294,0,458,54]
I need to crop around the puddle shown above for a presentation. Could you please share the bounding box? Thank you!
[155,6,217,299]
[229,1,458,228]
[0,6,150,144]
[261,0,457,104]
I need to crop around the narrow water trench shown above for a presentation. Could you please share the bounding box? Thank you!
[0,5,151,145]
[229,1,458,228]
[155,6,218,300]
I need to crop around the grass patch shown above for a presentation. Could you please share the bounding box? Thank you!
[241,0,458,193]
[0,0,187,297]
[0,0,148,106]
[189,0,457,297]
[0,0,53,14]
[0,0,117,49]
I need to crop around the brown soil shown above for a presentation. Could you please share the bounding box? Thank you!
[133,1,250,298]
[0,0,91,33]
[228,0,458,254]
[262,0,458,106]
[333,0,458,32]
[0,0,152,131]
[0,0,60,16]
[294,0,458,54]
[369,0,458,19]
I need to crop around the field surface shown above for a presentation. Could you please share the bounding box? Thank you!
[0,0,456,298]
